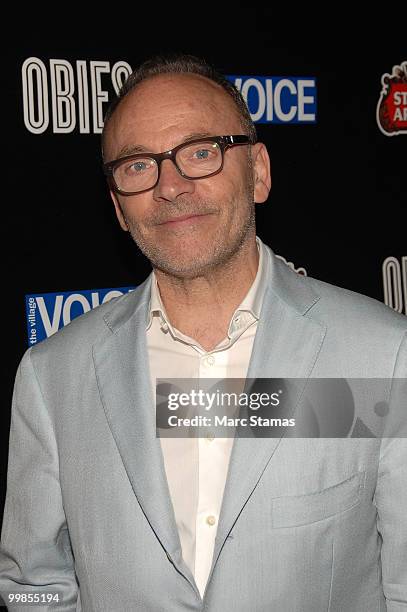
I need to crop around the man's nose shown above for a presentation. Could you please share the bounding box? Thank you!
[153,159,195,202]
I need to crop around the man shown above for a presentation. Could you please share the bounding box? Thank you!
[0,54,406,611]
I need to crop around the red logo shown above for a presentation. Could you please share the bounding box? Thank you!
[377,61,407,136]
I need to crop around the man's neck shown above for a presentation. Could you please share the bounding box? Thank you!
[153,237,259,352]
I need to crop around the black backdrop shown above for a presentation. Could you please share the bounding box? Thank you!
[2,34,406,535]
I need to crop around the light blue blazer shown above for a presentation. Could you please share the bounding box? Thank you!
[1,245,406,611]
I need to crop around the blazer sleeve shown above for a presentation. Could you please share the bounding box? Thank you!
[0,348,79,611]
[374,332,407,611]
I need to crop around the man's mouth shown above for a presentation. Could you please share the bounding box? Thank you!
[157,213,212,226]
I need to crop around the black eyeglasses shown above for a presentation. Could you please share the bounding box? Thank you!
[103,134,252,196]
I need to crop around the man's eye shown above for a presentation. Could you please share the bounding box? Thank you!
[129,161,149,173]
[194,149,210,160]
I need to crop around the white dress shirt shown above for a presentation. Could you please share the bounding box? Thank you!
[146,236,270,598]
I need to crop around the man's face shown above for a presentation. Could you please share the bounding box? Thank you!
[104,74,270,278]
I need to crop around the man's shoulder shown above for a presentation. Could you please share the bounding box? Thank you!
[271,265,406,375]
[305,273,406,334]
[268,251,406,356]
[267,245,406,337]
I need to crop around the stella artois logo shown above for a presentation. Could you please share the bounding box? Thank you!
[377,61,407,136]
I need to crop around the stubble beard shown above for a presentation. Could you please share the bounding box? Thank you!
[122,178,256,280]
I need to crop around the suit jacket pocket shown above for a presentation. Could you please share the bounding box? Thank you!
[271,470,366,528]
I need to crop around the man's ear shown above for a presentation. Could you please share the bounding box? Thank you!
[251,143,271,204]
[110,190,129,232]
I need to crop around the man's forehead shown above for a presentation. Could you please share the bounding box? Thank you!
[106,73,242,158]
[115,74,238,128]
[127,72,232,106]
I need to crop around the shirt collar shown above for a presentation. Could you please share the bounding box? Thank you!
[146,235,269,334]
[233,235,267,320]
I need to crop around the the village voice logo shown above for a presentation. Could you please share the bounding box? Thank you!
[25,286,135,345]
[227,75,317,123]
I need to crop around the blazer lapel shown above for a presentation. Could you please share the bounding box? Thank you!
[208,248,327,588]
[92,276,197,590]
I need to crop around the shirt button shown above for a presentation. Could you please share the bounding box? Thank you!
[206,515,216,526]
[206,434,215,442]
[206,355,215,366]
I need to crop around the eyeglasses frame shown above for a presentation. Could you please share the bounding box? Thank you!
[103,134,252,196]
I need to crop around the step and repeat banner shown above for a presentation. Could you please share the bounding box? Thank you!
[2,41,406,525]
